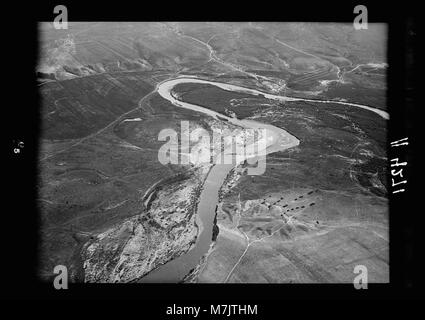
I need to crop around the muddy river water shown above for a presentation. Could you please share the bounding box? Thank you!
[139,76,388,282]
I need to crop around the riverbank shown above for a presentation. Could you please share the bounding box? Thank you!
[136,77,300,282]
[81,75,387,283]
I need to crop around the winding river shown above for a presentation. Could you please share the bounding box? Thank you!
[139,76,388,282]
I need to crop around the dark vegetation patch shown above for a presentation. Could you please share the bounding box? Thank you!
[173,83,267,119]
[227,98,386,203]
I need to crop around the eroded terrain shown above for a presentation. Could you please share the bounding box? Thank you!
[38,22,388,283]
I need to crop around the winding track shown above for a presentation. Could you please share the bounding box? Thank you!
[41,73,388,282]
[39,24,389,283]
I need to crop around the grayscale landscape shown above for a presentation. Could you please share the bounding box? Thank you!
[37,22,388,283]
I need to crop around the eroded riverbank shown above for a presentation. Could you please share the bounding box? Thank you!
[83,75,387,283]
[139,77,300,282]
